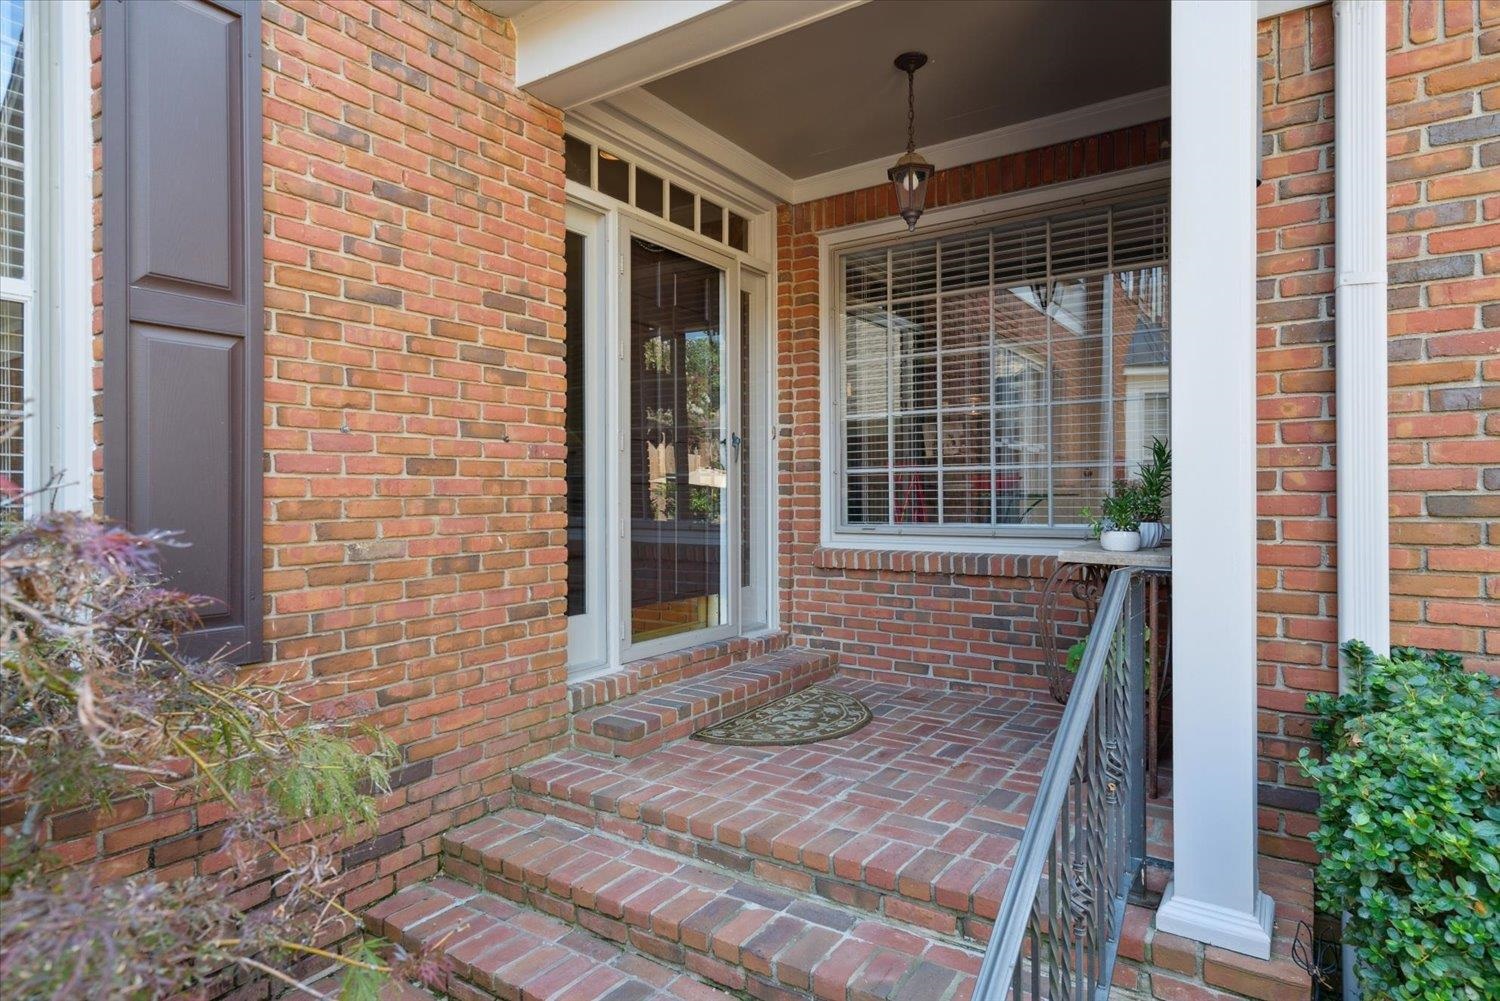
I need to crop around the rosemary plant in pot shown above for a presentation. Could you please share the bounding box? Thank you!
[1136,438,1171,549]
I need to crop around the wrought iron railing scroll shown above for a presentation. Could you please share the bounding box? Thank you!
[975,569,1147,1001]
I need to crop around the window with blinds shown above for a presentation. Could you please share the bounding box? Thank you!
[834,193,1170,536]
[0,0,26,491]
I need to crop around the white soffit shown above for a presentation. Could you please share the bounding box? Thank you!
[504,0,868,110]
[643,0,1169,178]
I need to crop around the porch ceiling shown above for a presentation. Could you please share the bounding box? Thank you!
[643,0,1169,180]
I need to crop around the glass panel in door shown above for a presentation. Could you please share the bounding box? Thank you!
[629,237,727,644]
[564,208,605,674]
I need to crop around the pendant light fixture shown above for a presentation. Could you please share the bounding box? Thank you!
[888,51,934,232]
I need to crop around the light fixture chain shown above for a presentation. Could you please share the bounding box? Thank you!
[906,67,916,154]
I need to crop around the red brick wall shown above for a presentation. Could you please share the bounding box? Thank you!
[1252,0,1500,863]
[1385,0,1500,669]
[775,121,1170,690]
[76,0,570,962]
[1254,2,1337,865]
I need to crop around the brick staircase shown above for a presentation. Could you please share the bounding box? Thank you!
[364,657,1055,1001]
[570,647,836,758]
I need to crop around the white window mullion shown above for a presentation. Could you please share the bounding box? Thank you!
[934,240,944,525]
[884,249,895,523]
[986,231,997,527]
[1043,218,1055,529]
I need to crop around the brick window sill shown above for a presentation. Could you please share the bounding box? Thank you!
[812,546,1051,578]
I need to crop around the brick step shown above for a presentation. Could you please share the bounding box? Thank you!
[366,877,735,1001]
[440,809,982,1001]
[514,748,1026,946]
[571,648,836,758]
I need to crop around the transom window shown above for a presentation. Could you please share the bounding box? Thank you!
[563,133,751,254]
[833,193,1169,536]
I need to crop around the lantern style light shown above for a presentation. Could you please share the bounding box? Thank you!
[888,52,934,231]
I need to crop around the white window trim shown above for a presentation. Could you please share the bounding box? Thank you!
[7,1,91,514]
[817,161,1171,556]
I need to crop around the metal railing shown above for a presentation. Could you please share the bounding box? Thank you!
[975,569,1147,1000]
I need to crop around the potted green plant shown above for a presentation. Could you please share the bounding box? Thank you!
[1096,480,1143,552]
[1136,438,1170,549]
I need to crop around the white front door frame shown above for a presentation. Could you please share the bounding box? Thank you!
[1155,0,1274,959]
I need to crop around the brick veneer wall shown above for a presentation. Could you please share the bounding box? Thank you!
[1253,2,1338,865]
[775,121,1171,690]
[1252,0,1500,863]
[1384,0,1499,669]
[73,0,570,966]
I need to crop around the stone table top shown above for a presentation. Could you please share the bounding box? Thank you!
[1056,541,1172,569]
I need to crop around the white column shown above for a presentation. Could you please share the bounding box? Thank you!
[1333,0,1390,661]
[1156,0,1274,959]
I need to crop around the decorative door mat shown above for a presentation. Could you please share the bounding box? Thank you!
[693,686,873,747]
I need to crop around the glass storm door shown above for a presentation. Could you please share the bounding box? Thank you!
[625,231,734,649]
[564,204,606,674]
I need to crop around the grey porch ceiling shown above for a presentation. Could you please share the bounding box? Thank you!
[643,0,1170,179]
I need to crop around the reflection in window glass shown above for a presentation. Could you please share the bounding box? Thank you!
[699,199,723,242]
[0,299,22,488]
[629,237,725,643]
[634,166,663,216]
[837,197,1170,534]
[1,0,25,281]
[740,291,750,588]
[564,231,587,616]
[727,212,747,252]
[563,134,591,186]
[669,184,694,230]
[0,2,24,490]
[596,149,628,202]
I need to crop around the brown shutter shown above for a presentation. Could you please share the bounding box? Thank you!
[103,0,264,663]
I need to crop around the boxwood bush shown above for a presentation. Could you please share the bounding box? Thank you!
[1300,643,1498,1000]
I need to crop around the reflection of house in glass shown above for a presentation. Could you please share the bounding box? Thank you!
[839,199,1169,531]
[629,239,726,642]
[0,7,24,489]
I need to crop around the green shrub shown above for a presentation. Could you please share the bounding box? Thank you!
[1299,643,1499,1000]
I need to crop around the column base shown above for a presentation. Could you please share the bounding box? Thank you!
[1155,880,1275,959]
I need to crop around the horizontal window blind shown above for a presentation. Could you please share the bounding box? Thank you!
[835,194,1170,535]
[0,0,27,491]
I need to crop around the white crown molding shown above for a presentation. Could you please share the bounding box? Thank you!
[789,86,1171,204]
[593,84,1174,212]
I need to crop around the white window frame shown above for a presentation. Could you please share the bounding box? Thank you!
[4,1,91,513]
[818,162,1171,556]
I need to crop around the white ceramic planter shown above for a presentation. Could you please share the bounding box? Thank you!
[1100,530,1141,553]
[1138,522,1164,549]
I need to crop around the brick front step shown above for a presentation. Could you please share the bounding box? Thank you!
[440,810,981,1001]
[570,648,836,758]
[515,679,1064,948]
[366,878,735,1001]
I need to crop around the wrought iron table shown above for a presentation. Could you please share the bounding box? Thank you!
[1041,542,1172,795]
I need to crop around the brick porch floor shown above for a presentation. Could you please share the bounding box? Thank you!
[519,676,1174,937]
[369,665,1292,1001]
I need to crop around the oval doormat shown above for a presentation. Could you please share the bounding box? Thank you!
[693,686,873,746]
